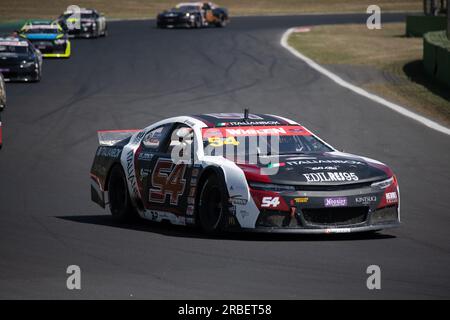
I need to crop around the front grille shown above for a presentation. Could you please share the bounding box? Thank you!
[302,207,368,226]
[294,181,373,191]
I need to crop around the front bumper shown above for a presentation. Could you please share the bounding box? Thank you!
[157,16,194,28]
[238,184,401,234]
[0,64,40,82]
[31,40,71,58]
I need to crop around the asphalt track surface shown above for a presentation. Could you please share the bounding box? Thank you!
[1,14,450,299]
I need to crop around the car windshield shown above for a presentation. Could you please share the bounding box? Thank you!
[202,125,333,160]
[81,13,96,19]
[0,42,29,55]
[173,6,199,12]
[23,27,59,34]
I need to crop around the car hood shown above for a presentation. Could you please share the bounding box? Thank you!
[161,10,193,16]
[24,34,60,40]
[0,54,31,64]
[237,152,393,186]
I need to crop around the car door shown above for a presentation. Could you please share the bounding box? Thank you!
[145,123,197,221]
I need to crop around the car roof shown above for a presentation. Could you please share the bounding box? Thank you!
[63,8,96,14]
[176,2,203,8]
[191,113,297,127]
[26,20,54,25]
[0,36,29,44]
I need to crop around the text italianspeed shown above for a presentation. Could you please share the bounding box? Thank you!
[177,304,272,317]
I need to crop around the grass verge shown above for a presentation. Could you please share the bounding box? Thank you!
[0,0,421,22]
[288,23,450,126]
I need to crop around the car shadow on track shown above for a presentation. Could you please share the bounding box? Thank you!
[57,214,396,242]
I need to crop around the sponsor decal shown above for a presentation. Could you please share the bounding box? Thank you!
[183,119,196,127]
[306,166,338,171]
[287,159,365,166]
[303,172,359,182]
[261,196,281,208]
[138,151,154,161]
[217,120,281,127]
[385,192,398,203]
[96,147,121,158]
[229,197,248,205]
[355,196,377,205]
[186,205,194,216]
[324,197,348,207]
[131,131,145,145]
[294,197,309,203]
[325,228,351,233]
[126,150,139,198]
[202,126,310,138]
[0,41,28,47]
[139,168,151,181]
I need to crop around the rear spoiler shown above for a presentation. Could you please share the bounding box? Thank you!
[97,129,140,146]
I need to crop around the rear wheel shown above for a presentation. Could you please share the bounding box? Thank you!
[216,16,226,27]
[198,175,226,233]
[108,165,137,222]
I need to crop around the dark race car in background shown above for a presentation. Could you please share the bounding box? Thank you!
[90,113,400,235]
[0,36,43,82]
[157,2,229,28]
[19,21,71,58]
[58,8,107,38]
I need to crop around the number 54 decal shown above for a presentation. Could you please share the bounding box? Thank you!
[261,197,280,208]
[149,159,187,205]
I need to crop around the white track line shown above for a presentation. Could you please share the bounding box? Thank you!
[280,28,450,136]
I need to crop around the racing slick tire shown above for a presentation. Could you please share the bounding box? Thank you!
[215,16,226,28]
[198,174,227,234]
[108,165,137,223]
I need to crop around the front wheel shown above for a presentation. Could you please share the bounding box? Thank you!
[108,165,137,222]
[198,175,226,233]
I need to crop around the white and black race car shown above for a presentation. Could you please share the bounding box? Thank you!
[90,113,400,234]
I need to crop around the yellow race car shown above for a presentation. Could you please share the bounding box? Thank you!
[19,20,71,58]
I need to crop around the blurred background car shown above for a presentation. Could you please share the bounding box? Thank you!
[0,72,5,111]
[57,8,107,38]
[157,2,229,28]
[200,2,229,27]
[19,20,71,58]
[157,3,204,28]
[0,36,43,82]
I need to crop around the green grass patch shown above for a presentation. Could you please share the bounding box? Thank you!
[288,23,450,126]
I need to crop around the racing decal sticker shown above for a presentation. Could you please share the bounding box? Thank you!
[202,126,311,138]
[216,120,281,127]
[324,197,348,207]
[96,146,121,158]
[261,197,280,208]
[287,159,365,166]
[149,159,187,206]
[385,192,398,204]
[125,149,140,199]
[303,172,359,182]
[294,197,309,203]
[355,196,377,205]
